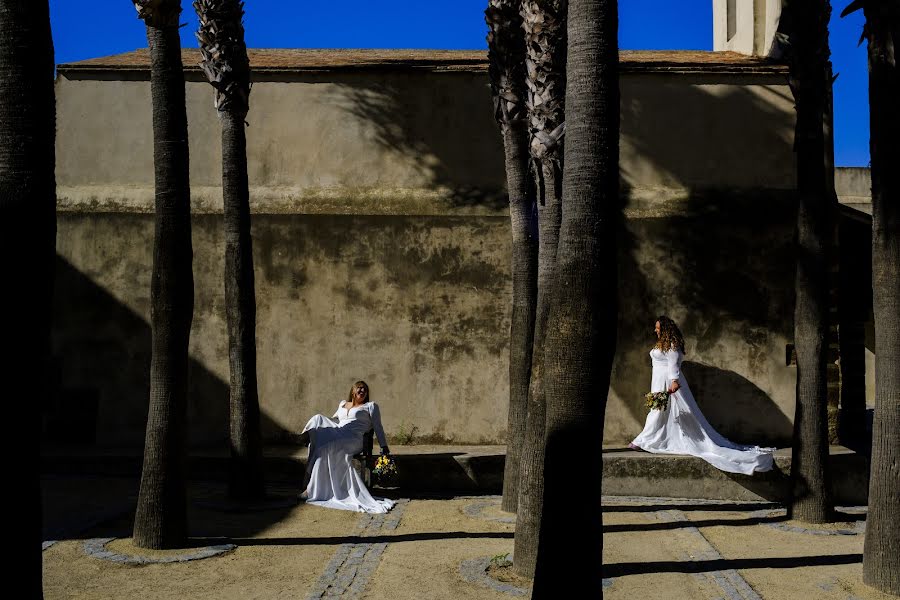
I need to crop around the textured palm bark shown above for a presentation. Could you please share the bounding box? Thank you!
[0,2,56,595]
[132,0,195,549]
[849,1,900,593]
[486,0,537,515]
[784,0,834,524]
[512,0,566,578]
[531,0,618,596]
[195,0,265,502]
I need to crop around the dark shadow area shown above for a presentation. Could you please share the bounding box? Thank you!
[722,462,792,502]
[47,248,295,448]
[44,246,303,541]
[388,452,503,494]
[601,447,638,453]
[683,362,794,446]
[604,553,863,577]
[837,206,873,454]
[52,253,203,446]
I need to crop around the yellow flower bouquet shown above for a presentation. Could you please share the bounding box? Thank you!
[372,454,398,485]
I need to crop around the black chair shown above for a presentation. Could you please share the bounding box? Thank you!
[351,428,375,487]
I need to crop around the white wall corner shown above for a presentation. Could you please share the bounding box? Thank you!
[713,0,784,56]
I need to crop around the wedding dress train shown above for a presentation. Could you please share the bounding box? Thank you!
[630,348,774,475]
[302,402,395,513]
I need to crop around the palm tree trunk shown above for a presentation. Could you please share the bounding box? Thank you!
[221,111,264,500]
[859,4,900,593]
[785,0,834,524]
[532,0,618,596]
[512,0,566,578]
[0,1,56,595]
[132,0,195,549]
[194,0,265,502]
[486,0,538,515]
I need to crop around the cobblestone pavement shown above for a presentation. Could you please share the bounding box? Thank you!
[306,500,408,599]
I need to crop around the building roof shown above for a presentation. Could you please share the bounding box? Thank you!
[57,48,787,75]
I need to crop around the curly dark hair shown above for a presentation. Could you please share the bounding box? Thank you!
[347,380,370,404]
[655,315,686,354]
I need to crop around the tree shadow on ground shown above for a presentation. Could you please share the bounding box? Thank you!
[604,553,863,577]
[226,531,515,547]
[602,501,779,513]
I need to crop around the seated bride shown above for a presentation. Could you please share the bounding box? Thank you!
[298,380,395,513]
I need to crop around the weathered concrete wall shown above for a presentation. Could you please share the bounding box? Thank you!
[52,198,797,447]
[50,65,800,447]
[52,213,511,446]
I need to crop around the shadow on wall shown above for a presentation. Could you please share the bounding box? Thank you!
[332,74,508,210]
[46,254,293,448]
[683,361,793,446]
[609,77,797,446]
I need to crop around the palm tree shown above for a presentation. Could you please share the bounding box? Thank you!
[531,0,618,595]
[194,0,265,502]
[131,0,195,549]
[781,0,835,524]
[486,0,538,515]
[840,1,900,594]
[512,0,567,578]
[0,2,56,594]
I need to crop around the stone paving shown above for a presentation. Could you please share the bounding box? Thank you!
[306,500,408,599]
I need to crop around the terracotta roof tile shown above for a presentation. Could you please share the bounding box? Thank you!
[58,48,787,75]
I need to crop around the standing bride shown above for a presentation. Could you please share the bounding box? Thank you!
[629,316,774,475]
[298,380,395,513]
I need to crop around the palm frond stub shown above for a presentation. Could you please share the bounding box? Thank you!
[521,0,567,199]
[132,0,182,28]
[194,0,251,116]
[485,0,528,127]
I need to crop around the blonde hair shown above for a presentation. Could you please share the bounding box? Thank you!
[348,380,370,404]
[655,315,686,354]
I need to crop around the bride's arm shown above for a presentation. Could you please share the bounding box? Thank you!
[666,350,682,393]
[369,403,390,454]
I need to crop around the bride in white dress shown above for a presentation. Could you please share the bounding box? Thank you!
[298,381,395,513]
[629,316,774,475]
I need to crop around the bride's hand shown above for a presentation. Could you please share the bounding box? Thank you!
[668,381,680,394]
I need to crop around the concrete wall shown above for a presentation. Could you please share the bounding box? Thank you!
[50,66,799,447]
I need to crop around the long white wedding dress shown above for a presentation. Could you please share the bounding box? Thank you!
[301,401,395,513]
[630,348,774,475]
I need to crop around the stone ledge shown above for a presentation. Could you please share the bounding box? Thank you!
[42,444,867,502]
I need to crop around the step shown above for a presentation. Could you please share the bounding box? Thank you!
[42,444,868,504]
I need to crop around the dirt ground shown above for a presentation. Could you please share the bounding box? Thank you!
[42,476,897,599]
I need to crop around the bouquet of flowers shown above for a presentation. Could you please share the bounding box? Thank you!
[645,391,670,411]
[372,454,398,486]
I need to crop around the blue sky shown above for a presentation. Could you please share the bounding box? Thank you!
[50,0,869,166]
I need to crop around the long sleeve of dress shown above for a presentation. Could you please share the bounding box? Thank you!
[666,350,683,381]
[332,402,343,420]
[369,403,388,448]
